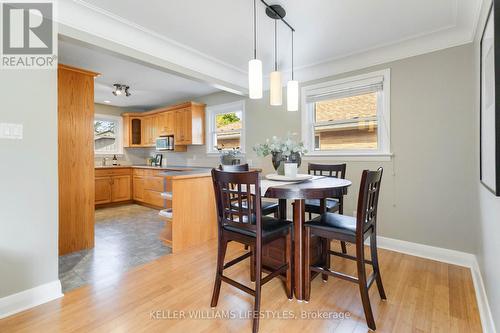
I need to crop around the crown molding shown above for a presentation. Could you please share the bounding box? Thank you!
[57,0,483,94]
[57,0,248,95]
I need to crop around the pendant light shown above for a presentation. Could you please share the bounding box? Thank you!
[287,30,298,111]
[269,19,282,106]
[248,0,262,99]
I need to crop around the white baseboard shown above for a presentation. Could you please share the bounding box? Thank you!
[0,280,63,320]
[373,236,496,333]
[374,236,476,267]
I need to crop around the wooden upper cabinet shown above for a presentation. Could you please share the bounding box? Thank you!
[122,102,205,149]
[158,111,175,136]
[174,108,190,145]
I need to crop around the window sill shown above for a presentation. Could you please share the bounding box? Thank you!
[303,152,393,162]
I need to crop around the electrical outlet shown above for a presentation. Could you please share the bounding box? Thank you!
[0,123,23,140]
[247,159,253,166]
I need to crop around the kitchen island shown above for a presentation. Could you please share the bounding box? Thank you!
[158,169,216,253]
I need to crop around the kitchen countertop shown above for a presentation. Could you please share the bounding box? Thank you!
[95,165,214,178]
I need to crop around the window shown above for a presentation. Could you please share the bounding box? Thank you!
[94,114,123,155]
[206,101,245,154]
[301,69,391,158]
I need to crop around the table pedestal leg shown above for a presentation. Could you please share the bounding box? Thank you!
[293,199,305,300]
[278,199,287,220]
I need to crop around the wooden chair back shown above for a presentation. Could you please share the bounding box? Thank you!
[211,169,262,237]
[308,163,346,179]
[356,167,383,235]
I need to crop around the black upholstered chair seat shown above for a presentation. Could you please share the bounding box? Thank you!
[224,216,291,238]
[232,200,279,216]
[306,212,356,236]
[304,198,339,214]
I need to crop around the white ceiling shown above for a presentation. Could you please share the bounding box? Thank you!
[58,39,219,109]
[73,0,481,74]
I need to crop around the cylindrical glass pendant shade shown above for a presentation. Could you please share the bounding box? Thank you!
[269,71,282,106]
[287,80,299,111]
[248,59,263,99]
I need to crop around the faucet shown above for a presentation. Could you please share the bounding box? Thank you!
[102,157,108,166]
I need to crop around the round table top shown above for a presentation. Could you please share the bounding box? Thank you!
[263,176,352,200]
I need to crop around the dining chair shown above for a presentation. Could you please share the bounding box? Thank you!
[219,164,280,217]
[210,169,292,333]
[304,167,386,331]
[306,163,348,254]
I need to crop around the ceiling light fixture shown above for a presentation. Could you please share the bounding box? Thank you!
[269,18,282,106]
[248,0,262,99]
[112,84,131,97]
[253,1,296,109]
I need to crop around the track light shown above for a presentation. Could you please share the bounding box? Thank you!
[112,84,131,97]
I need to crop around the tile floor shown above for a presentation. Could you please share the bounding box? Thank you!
[59,204,171,292]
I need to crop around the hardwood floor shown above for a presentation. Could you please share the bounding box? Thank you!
[0,241,481,332]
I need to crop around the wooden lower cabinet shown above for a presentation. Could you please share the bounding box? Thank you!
[111,175,132,202]
[133,176,145,201]
[95,168,132,205]
[95,167,166,209]
[95,177,113,204]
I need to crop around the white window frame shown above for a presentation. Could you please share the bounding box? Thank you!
[301,69,392,160]
[94,114,124,155]
[206,100,246,155]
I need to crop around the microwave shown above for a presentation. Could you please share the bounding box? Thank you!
[156,136,174,151]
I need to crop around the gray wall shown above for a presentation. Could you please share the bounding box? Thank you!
[0,69,58,297]
[474,0,500,329]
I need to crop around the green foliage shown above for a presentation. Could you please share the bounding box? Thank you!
[253,133,307,157]
[216,112,240,127]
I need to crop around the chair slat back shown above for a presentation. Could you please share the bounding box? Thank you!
[308,163,346,179]
[356,167,383,234]
[211,169,262,235]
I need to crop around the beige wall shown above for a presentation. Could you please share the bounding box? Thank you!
[474,0,500,329]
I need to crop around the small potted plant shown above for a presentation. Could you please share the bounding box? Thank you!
[218,146,242,165]
[253,134,307,175]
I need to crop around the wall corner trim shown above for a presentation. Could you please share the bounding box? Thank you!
[374,236,497,333]
[0,280,63,320]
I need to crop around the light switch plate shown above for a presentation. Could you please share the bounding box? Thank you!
[0,123,23,140]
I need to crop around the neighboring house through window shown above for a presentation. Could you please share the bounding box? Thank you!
[206,100,245,154]
[94,114,123,155]
[301,69,391,159]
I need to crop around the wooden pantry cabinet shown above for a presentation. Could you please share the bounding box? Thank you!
[122,101,205,150]
[58,64,99,255]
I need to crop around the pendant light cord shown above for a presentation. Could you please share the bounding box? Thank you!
[291,30,294,80]
[253,0,257,59]
[274,19,278,71]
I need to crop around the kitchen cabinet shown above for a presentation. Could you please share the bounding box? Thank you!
[158,111,174,136]
[95,168,132,205]
[131,168,166,209]
[112,175,132,202]
[133,176,144,201]
[95,177,112,204]
[122,101,205,149]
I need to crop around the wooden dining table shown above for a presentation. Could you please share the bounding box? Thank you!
[260,176,352,301]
